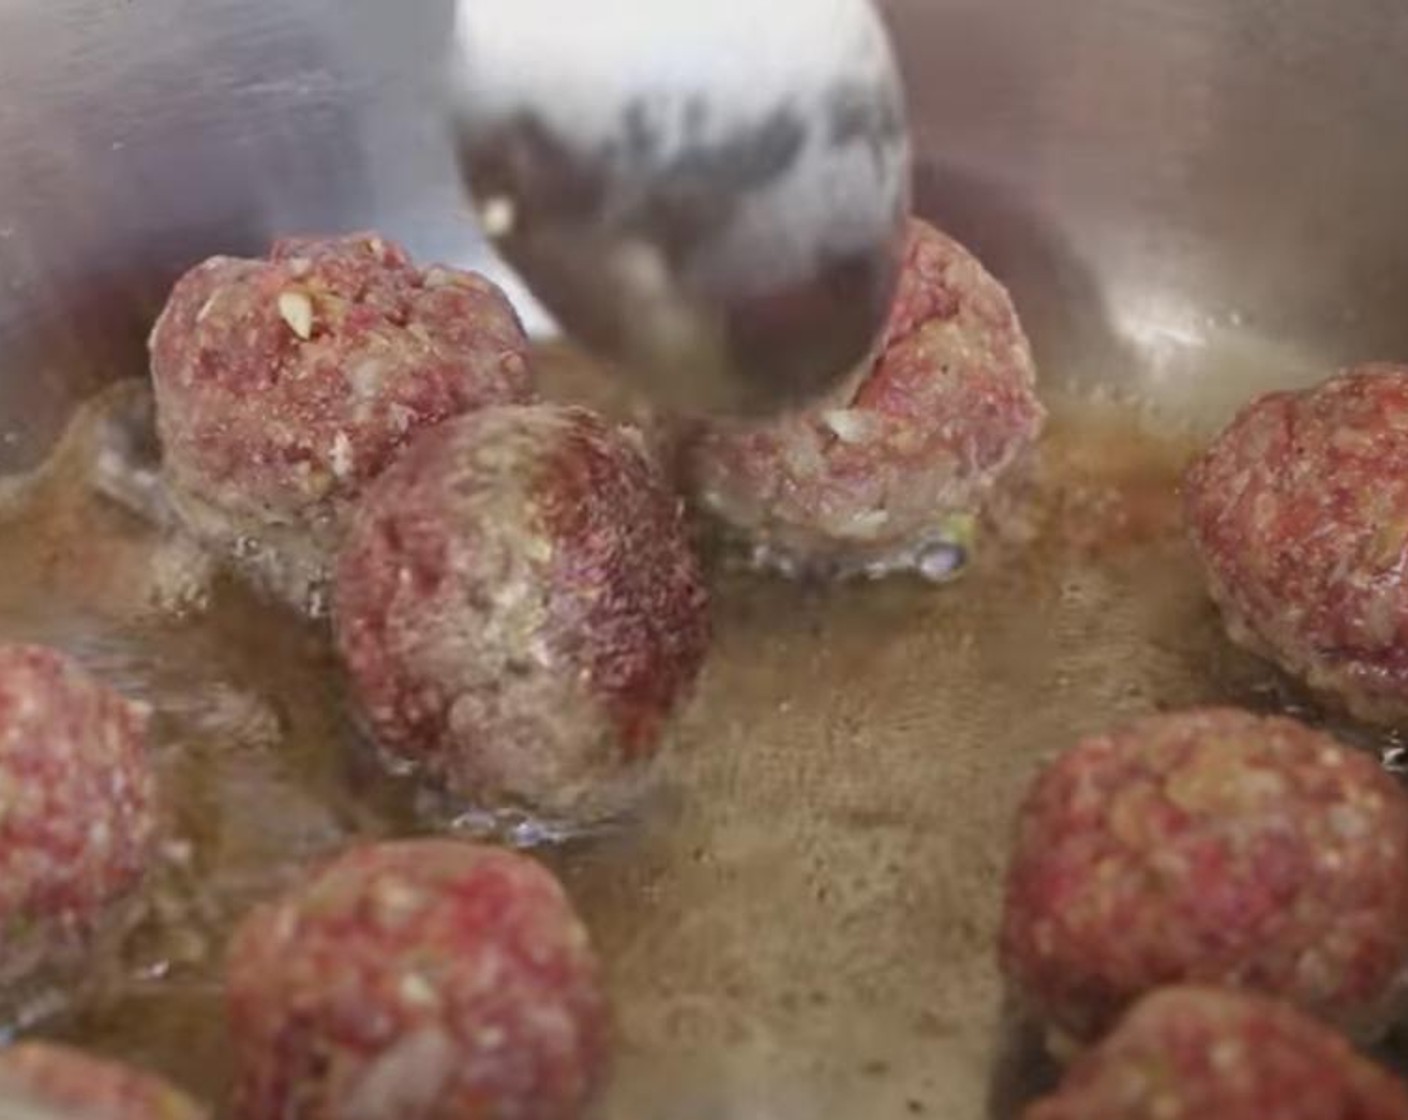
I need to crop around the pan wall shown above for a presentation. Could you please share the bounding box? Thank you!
[0,0,1405,462]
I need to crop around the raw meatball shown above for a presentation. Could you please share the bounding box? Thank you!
[1025,987,1408,1120]
[0,645,158,989]
[226,839,608,1120]
[1185,364,1408,723]
[334,403,709,825]
[150,232,533,612]
[0,1042,207,1120]
[1000,708,1408,1042]
[684,218,1044,579]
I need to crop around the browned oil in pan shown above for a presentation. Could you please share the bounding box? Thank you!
[0,348,1399,1120]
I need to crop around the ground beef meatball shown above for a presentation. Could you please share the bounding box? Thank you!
[1000,708,1408,1043]
[1185,364,1408,724]
[334,403,709,825]
[0,1042,207,1120]
[0,645,158,990]
[1025,987,1408,1120]
[226,839,608,1120]
[684,217,1044,579]
[150,232,532,612]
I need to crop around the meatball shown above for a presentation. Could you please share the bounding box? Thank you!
[0,1042,207,1120]
[0,645,158,990]
[226,839,608,1120]
[1186,365,1408,723]
[150,232,533,612]
[1025,987,1408,1120]
[334,403,709,825]
[1000,708,1408,1043]
[684,218,1044,579]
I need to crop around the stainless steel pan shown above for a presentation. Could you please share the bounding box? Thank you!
[1,2,1407,1117]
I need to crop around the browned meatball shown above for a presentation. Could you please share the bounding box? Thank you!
[226,840,608,1120]
[1186,364,1408,723]
[1026,987,1408,1120]
[1001,708,1408,1043]
[685,218,1044,579]
[0,1042,207,1120]
[334,403,710,826]
[0,645,158,992]
[150,232,533,612]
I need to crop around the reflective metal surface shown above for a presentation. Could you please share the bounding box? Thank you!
[887,0,1408,427]
[0,0,515,469]
[3,0,1408,450]
[2,3,1408,1119]
[451,0,910,414]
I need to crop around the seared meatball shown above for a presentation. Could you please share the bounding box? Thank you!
[0,1042,207,1120]
[685,218,1044,579]
[1000,708,1408,1042]
[150,232,532,612]
[0,645,158,990]
[1025,987,1408,1120]
[1185,364,1408,723]
[334,403,709,825]
[226,840,608,1120]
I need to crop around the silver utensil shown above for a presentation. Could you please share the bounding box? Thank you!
[449,0,911,415]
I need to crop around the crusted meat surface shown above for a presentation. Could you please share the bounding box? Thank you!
[334,404,710,823]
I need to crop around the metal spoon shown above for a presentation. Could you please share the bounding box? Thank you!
[449,0,911,415]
